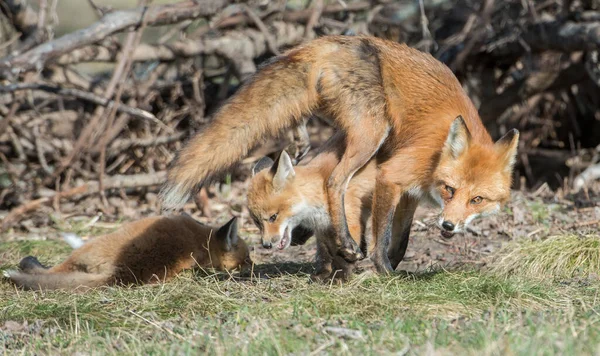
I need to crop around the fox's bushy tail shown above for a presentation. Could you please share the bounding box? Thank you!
[160,54,319,209]
[4,269,108,291]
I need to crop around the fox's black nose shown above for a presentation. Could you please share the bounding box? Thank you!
[442,221,455,231]
[262,242,272,249]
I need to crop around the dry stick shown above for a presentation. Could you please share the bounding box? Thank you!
[55,21,307,66]
[0,172,167,232]
[0,83,157,121]
[191,0,370,38]
[240,4,280,55]
[98,0,150,206]
[450,0,495,71]
[0,0,229,76]
[304,0,324,39]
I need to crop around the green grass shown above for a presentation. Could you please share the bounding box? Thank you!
[2,239,600,355]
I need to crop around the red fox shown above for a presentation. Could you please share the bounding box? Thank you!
[248,133,377,281]
[160,35,519,273]
[4,215,251,290]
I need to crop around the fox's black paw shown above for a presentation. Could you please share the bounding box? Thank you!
[19,256,47,272]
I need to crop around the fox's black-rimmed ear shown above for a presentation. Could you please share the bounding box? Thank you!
[271,150,295,191]
[216,217,239,252]
[443,116,472,159]
[495,128,520,172]
[252,156,274,176]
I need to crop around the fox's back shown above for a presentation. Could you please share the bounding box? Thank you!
[63,216,209,283]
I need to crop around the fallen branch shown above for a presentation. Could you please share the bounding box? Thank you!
[54,22,307,65]
[0,0,228,77]
[1,172,167,231]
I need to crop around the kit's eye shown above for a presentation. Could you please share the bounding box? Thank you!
[445,185,455,198]
[268,213,278,223]
[471,196,484,205]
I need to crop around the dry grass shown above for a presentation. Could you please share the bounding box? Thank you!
[487,234,600,281]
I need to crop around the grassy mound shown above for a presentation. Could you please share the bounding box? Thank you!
[487,234,600,280]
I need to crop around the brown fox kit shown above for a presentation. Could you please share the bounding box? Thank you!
[4,215,251,290]
[248,133,377,281]
[161,35,519,273]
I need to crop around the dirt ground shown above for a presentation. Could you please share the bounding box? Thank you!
[2,124,598,275]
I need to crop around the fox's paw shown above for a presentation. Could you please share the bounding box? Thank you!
[19,256,47,272]
[371,254,394,275]
[337,242,364,263]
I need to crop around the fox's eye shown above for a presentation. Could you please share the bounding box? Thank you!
[268,213,278,223]
[445,185,455,197]
[471,196,483,205]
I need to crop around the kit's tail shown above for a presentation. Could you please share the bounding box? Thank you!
[4,269,108,291]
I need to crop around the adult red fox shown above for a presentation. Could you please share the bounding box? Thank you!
[160,35,519,273]
[4,215,251,290]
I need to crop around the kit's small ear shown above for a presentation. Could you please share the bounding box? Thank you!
[216,217,239,251]
[271,151,295,191]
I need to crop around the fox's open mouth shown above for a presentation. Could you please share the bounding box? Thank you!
[440,230,455,239]
[277,227,291,250]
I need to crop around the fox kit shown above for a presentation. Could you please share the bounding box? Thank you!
[160,35,519,273]
[248,133,377,280]
[4,215,251,290]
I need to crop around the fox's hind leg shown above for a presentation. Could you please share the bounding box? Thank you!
[286,117,312,165]
[326,122,389,263]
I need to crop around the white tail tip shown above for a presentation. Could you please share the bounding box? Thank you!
[159,182,192,211]
[3,269,18,278]
[61,232,85,249]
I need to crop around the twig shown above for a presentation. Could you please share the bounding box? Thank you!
[240,4,280,55]
[98,4,150,205]
[304,0,324,39]
[1,172,167,232]
[0,83,157,121]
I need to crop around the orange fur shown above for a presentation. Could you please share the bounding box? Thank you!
[247,133,377,281]
[162,35,519,273]
[5,215,251,290]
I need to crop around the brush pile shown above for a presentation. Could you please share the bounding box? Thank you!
[0,0,599,230]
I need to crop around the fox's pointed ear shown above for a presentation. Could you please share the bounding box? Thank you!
[252,156,274,176]
[495,129,520,172]
[216,217,239,252]
[443,116,472,159]
[271,151,295,191]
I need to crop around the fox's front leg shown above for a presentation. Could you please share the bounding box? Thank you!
[387,195,419,270]
[371,169,403,273]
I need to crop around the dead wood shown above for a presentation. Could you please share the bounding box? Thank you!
[0,0,229,77]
